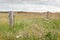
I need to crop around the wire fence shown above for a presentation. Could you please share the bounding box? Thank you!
[0,11,60,27]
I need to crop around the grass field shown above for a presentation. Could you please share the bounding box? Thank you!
[0,12,60,40]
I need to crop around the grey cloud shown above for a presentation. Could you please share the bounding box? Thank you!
[0,0,60,6]
[0,0,11,3]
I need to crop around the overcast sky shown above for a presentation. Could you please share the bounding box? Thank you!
[0,0,60,12]
[0,0,60,6]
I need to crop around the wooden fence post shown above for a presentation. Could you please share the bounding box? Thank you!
[46,11,49,20]
[9,11,14,27]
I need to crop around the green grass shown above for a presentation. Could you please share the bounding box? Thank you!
[0,17,60,40]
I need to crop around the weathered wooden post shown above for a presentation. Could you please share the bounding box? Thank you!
[9,11,14,27]
[46,11,49,20]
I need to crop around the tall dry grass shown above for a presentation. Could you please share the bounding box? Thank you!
[0,12,60,40]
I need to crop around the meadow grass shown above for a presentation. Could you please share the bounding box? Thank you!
[0,13,60,40]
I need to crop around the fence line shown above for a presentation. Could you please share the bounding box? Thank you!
[8,11,50,26]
